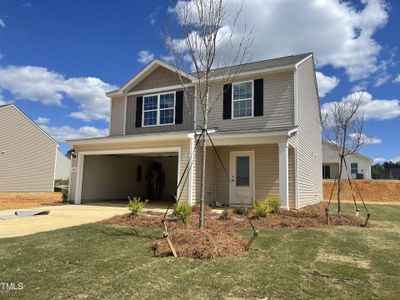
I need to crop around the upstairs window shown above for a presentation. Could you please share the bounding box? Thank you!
[143,92,175,127]
[232,81,253,118]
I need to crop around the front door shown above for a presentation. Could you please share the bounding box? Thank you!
[229,151,254,206]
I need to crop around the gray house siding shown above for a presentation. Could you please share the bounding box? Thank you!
[109,96,125,136]
[0,105,57,192]
[125,88,195,135]
[296,57,323,207]
[196,71,295,131]
[128,66,189,92]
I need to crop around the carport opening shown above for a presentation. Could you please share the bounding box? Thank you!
[80,152,178,207]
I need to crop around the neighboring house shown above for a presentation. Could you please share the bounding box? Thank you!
[67,53,322,210]
[54,151,71,181]
[0,104,59,192]
[322,142,373,180]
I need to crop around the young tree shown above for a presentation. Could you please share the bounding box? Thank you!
[166,0,252,228]
[322,92,366,213]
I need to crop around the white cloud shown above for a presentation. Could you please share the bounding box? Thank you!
[0,18,5,28]
[35,117,50,125]
[321,91,400,121]
[170,0,389,81]
[373,157,386,164]
[40,124,108,143]
[373,156,400,164]
[316,72,339,97]
[350,133,382,145]
[0,65,117,122]
[374,74,391,87]
[394,74,400,84]
[137,50,155,64]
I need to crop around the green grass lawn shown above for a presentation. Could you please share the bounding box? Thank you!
[1,204,399,299]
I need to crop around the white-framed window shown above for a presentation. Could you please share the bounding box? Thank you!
[232,80,253,118]
[143,92,175,127]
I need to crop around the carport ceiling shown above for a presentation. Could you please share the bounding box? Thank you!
[103,152,178,158]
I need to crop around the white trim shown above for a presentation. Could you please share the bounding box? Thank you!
[231,80,254,119]
[126,84,191,96]
[278,141,289,210]
[188,137,195,206]
[74,146,182,205]
[294,135,299,209]
[229,151,255,206]
[1,104,58,146]
[123,96,127,135]
[142,92,176,127]
[67,132,190,145]
[194,85,198,129]
[294,54,313,69]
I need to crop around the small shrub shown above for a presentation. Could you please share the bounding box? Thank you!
[233,206,247,215]
[254,199,271,218]
[174,203,192,224]
[219,208,231,220]
[266,196,280,214]
[128,196,148,217]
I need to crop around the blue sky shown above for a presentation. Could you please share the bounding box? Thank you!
[0,0,399,162]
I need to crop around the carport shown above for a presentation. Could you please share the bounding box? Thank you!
[77,149,180,205]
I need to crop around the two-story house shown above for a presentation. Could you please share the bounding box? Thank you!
[67,53,322,210]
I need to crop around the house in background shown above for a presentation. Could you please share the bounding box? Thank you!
[322,142,373,180]
[0,104,59,192]
[67,53,322,210]
[55,151,71,181]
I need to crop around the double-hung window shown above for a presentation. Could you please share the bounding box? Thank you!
[143,92,175,126]
[232,81,253,118]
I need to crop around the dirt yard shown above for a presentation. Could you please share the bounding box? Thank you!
[324,179,400,202]
[0,192,63,210]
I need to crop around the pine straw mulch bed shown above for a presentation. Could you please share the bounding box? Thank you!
[97,203,368,259]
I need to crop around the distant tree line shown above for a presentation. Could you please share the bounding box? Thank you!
[372,161,400,179]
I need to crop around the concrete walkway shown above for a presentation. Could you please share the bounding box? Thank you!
[0,203,131,239]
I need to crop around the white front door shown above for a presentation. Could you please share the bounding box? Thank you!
[229,151,255,206]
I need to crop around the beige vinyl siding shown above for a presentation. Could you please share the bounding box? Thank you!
[129,66,189,92]
[196,71,294,131]
[0,106,57,192]
[193,145,217,204]
[69,139,191,204]
[109,96,125,136]
[296,57,323,207]
[193,144,295,209]
[125,88,194,135]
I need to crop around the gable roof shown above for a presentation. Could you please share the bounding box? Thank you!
[107,53,313,97]
[0,104,58,146]
[107,59,196,97]
[323,142,373,162]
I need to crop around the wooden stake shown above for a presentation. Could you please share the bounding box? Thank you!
[163,231,178,258]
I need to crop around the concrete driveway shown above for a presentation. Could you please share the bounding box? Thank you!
[0,203,129,239]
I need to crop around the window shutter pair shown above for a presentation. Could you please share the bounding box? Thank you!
[135,91,184,128]
[223,79,264,119]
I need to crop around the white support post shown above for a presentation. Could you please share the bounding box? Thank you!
[279,141,289,210]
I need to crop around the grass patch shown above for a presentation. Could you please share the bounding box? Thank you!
[0,203,399,299]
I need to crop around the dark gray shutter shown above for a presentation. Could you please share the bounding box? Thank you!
[135,96,143,127]
[223,84,232,119]
[175,91,183,124]
[254,79,264,117]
